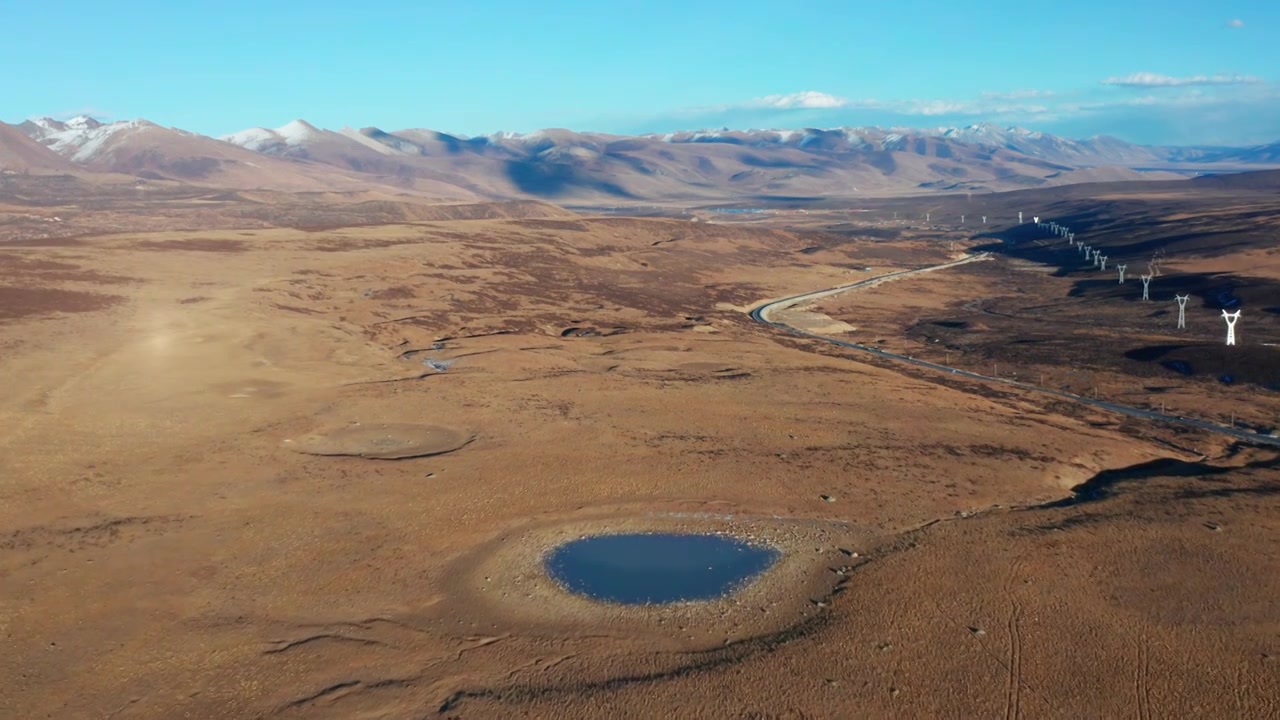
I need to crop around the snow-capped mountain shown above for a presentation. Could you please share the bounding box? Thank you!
[20,116,163,163]
[611,123,1169,165]
[930,123,1168,165]
[150,116,1280,198]
[220,120,324,154]
[8,114,1278,200]
[10,115,482,196]
[26,115,104,135]
[214,117,1277,171]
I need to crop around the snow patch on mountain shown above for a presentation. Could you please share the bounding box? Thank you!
[277,120,319,145]
[28,116,105,137]
[222,127,280,152]
[63,115,103,131]
[220,120,321,152]
[25,117,155,162]
[489,130,549,143]
[634,122,1149,157]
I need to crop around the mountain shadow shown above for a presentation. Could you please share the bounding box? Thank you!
[503,159,634,198]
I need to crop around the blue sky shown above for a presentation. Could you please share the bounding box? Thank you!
[4,0,1277,145]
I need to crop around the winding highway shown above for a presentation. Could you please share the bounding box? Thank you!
[749,254,1280,448]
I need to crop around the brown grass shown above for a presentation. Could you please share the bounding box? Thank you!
[0,191,1275,718]
[0,286,125,320]
[134,238,249,252]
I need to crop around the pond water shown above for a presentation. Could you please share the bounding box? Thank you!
[545,533,781,605]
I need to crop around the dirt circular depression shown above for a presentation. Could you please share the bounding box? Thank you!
[287,422,472,459]
[437,509,861,646]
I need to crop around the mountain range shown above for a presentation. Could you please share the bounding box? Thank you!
[4,115,1279,203]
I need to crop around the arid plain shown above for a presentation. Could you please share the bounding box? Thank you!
[1,176,1278,719]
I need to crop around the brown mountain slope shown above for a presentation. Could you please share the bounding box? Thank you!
[97,125,473,197]
[1042,166,1186,185]
[0,122,79,173]
[330,127,1094,201]
[219,121,495,197]
[362,126,1209,202]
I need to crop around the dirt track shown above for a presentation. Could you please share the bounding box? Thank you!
[754,253,1280,448]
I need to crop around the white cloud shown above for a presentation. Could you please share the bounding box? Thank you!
[722,84,1270,123]
[1227,18,1245,28]
[699,92,1059,122]
[27,107,114,122]
[883,98,1053,117]
[1101,72,1263,87]
[981,89,1056,100]
[1052,82,1280,131]
[719,90,1060,118]
[626,80,1280,146]
[748,91,849,109]
[912,100,976,116]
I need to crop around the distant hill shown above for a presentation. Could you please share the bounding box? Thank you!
[218,122,1197,201]
[1189,168,1280,191]
[1211,142,1280,164]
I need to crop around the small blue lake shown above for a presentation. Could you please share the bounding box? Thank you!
[545,533,781,605]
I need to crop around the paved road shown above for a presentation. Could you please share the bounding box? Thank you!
[749,254,1280,448]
